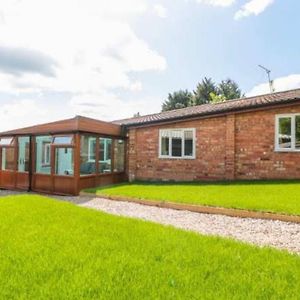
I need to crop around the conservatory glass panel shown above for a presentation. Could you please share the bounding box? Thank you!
[55,148,74,176]
[53,136,73,145]
[35,136,52,174]
[80,136,96,175]
[99,138,112,173]
[1,148,15,171]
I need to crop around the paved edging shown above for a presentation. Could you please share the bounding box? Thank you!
[80,192,300,224]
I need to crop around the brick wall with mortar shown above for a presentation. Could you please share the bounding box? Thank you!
[235,105,300,179]
[127,104,300,182]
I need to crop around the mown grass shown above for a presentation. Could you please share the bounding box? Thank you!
[0,195,300,299]
[85,180,300,216]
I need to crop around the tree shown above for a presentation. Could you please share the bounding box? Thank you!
[217,79,243,100]
[162,90,193,112]
[161,78,243,111]
[209,92,226,104]
[193,77,217,105]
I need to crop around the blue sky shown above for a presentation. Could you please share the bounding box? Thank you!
[136,0,300,94]
[0,0,299,131]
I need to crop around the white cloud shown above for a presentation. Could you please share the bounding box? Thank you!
[69,92,162,121]
[0,0,167,94]
[235,0,274,20]
[247,74,300,97]
[0,0,167,131]
[195,0,236,7]
[0,99,46,131]
[153,4,167,18]
[0,91,163,132]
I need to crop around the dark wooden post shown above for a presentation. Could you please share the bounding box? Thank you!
[74,133,81,195]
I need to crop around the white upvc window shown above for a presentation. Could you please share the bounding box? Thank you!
[275,114,300,152]
[159,128,196,159]
[99,138,112,163]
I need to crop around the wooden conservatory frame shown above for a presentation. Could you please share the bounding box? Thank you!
[0,116,127,195]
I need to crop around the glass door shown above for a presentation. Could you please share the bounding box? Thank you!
[18,137,30,172]
[16,136,30,190]
[52,136,76,195]
[54,147,74,176]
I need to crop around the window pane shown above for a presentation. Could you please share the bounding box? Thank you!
[35,136,52,174]
[114,140,125,172]
[53,136,73,145]
[18,137,30,172]
[1,148,15,171]
[161,137,169,156]
[296,116,300,149]
[184,130,194,157]
[99,138,112,173]
[80,136,96,175]
[172,138,182,157]
[0,137,13,146]
[55,148,74,176]
[278,117,292,149]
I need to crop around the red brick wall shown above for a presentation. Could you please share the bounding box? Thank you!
[127,104,300,182]
[235,105,300,179]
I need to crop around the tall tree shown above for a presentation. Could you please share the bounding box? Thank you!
[161,78,243,111]
[162,90,193,112]
[193,77,217,105]
[217,79,243,101]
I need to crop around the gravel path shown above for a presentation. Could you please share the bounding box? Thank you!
[2,189,300,254]
[81,198,300,254]
[0,189,26,197]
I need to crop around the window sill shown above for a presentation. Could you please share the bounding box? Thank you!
[274,148,300,153]
[159,156,196,160]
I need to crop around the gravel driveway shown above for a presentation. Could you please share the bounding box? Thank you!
[81,198,300,255]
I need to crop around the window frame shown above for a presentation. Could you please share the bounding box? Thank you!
[1,147,15,171]
[87,137,97,162]
[99,137,112,163]
[52,135,74,146]
[0,137,14,146]
[42,142,51,166]
[275,114,300,152]
[159,128,196,159]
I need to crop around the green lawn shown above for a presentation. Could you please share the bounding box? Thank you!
[0,195,300,299]
[85,180,300,216]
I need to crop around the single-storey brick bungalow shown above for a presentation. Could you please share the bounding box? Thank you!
[1,88,300,195]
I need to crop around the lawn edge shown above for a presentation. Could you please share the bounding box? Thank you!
[80,191,300,224]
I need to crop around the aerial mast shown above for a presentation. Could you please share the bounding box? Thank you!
[258,65,275,93]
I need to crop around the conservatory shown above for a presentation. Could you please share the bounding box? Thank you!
[0,116,126,195]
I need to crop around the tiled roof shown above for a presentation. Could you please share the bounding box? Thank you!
[114,89,300,127]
